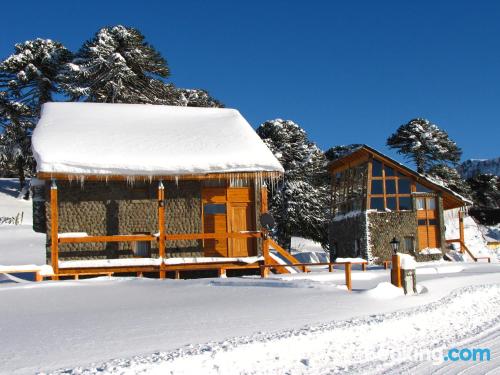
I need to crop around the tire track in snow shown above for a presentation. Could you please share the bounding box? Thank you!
[47,284,500,375]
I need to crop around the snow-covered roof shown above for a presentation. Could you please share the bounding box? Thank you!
[32,102,284,177]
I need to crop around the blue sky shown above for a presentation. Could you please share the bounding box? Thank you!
[1,0,499,164]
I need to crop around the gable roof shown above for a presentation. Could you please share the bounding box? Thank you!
[32,102,284,178]
[328,144,471,209]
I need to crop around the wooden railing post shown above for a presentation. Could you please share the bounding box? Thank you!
[158,181,166,279]
[391,254,402,288]
[459,211,465,254]
[345,262,352,291]
[261,237,270,278]
[50,179,59,280]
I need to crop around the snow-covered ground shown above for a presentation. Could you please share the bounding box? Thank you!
[1,179,500,374]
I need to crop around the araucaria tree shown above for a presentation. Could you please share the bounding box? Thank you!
[0,38,72,112]
[257,119,330,250]
[427,163,471,199]
[387,118,462,174]
[60,25,170,103]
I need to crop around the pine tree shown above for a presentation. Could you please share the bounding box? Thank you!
[0,38,72,111]
[387,118,462,174]
[60,25,170,103]
[427,163,471,199]
[257,119,330,250]
[467,174,500,209]
[0,92,35,189]
[324,144,362,161]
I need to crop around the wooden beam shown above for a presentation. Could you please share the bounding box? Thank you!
[158,181,166,279]
[59,234,156,243]
[50,180,59,279]
[37,171,283,182]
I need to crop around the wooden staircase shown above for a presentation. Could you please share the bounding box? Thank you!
[263,238,309,274]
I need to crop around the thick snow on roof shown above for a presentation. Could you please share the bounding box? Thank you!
[32,102,284,176]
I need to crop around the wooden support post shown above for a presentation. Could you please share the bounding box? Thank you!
[391,254,402,288]
[35,271,43,282]
[74,274,79,280]
[174,270,180,279]
[328,263,333,272]
[50,180,59,280]
[459,211,465,254]
[158,181,166,279]
[261,185,268,213]
[261,238,271,278]
[345,262,352,291]
[218,268,226,278]
[136,272,143,278]
[260,265,269,278]
[361,263,367,272]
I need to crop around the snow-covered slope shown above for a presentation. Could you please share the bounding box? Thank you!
[0,179,45,266]
[458,157,500,178]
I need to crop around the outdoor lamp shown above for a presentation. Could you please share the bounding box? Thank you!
[390,237,400,254]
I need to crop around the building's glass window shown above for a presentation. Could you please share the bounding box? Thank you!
[404,236,415,253]
[399,197,412,210]
[204,203,226,214]
[416,197,426,210]
[426,197,436,210]
[372,159,383,176]
[428,219,438,226]
[398,178,411,194]
[386,179,396,194]
[371,180,383,194]
[418,219,427,225]
[416,183,431,192]
[370,197,385,211]
[385,165,395,176]
[386,197,397,210]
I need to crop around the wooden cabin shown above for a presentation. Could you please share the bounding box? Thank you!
[328,145,472,263]
[31,102,289,279]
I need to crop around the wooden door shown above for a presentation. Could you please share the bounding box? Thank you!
[416,196,440,250]
[203,210,228,257]
[229,202,255,257]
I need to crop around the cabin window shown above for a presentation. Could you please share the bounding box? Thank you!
[426,197,436,210]
[416,183,431,193]
[398,179,411,194]
[372,159,383,176]
[370,197,385,211]
[385,165,395,176]
[386,197,397,210]
[386,179,396,194]
[203,203,226,214]
[416,197,426,210]
[418,219,427,225]
[428,219,438,226]
[399,197,412,210]
[371,180,383,194]
[404,236,415,253]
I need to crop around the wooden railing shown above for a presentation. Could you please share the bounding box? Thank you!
[446,239,491,263]
[259,261,368,291]
[266,238,310,272]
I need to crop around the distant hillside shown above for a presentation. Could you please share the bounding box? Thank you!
[457,157,500,179]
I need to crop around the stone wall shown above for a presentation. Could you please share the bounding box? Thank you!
[44,180,203,261]
[367,211,417,263]
[329,212,368,259]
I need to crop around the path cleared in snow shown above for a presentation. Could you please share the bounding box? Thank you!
[49,284,500,375]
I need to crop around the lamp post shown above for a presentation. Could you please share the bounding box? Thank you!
[390,237,402,288]
[390,237,400,255]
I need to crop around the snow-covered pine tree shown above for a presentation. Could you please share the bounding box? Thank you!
[467,174,500,209]
[387,118,462,174]
[0,39,72,112]
[60,25,170,103]
[257,119,330,250]
[173,88,224,108]
[0,92,35,189]
[324,144,362,161]
[426,163,471,199]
